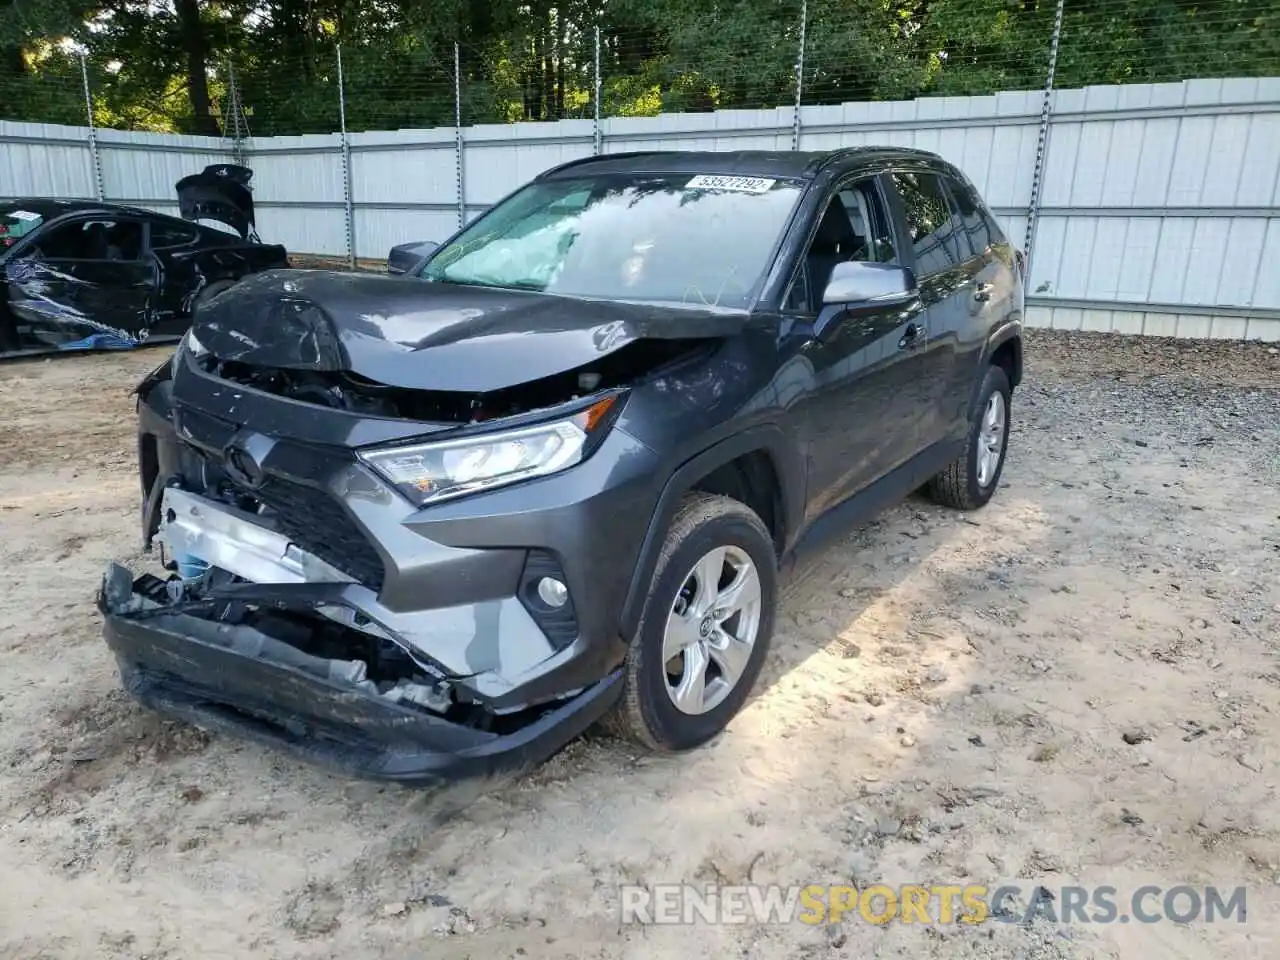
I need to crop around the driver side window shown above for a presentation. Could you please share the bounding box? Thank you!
[30,218,145,262]
[26,221,85,259]
[784,178,896,313]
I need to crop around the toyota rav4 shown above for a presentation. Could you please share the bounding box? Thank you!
[99,147,1024,783]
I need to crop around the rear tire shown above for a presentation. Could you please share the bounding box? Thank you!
[928,364,1011,510]
[607,493,777,752]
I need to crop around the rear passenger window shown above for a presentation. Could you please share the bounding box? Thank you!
[947,178,1003,257]
[891,171,964,276]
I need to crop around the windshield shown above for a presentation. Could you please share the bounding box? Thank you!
[419,173,803,308]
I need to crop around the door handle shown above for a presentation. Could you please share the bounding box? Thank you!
[973,282,994,302]
[898,322,923,350]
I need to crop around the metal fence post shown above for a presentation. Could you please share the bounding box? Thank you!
[336,45,356,268]
[593,26,603,155]
[454,42,466,229]
[1023,0,1065,271]
[225,60,247,165]
[79,53,105,201]
[791,0,808,151]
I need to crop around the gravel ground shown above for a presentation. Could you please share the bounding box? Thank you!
[0,329,1277,959]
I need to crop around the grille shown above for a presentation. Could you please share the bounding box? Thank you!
[251,478,386,591]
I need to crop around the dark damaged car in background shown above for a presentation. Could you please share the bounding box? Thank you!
[1,164,287,357]
[99,148,1024,784]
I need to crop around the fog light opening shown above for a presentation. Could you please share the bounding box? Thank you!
[537,576,569,608]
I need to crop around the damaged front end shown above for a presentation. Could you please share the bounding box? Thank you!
[101,266,742,781]
[98,495,623,783]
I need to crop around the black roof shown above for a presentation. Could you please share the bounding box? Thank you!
[0,197,180,222]
[540,147,947,182]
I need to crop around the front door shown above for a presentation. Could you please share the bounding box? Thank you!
[5,216,155,349]
[790,176,928,525]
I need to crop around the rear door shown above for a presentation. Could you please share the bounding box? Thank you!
[5,216,156,348]
[789,174,928,524]
[884,169,973,452]
[146,216,203,334]
[941,174,1016,436]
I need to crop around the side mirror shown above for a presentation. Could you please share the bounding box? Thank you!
[821,260,918,307]
[386,240,438,275]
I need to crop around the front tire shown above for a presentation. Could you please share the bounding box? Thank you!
[608,493,777,752]
[928,364,1012,510]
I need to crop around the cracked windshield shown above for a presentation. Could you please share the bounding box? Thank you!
[420,173,803,308]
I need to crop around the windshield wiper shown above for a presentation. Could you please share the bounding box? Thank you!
[436,276,546,293]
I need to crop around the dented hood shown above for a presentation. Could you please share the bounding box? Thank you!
[176,164,257,240]
[190,269,747,392]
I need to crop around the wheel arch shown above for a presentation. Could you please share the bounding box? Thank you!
[618,427,803,641]
[967,322,1021,422]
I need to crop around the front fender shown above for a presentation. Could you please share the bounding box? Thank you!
[617,425,804,641]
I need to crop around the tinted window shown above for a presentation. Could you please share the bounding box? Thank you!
[420,173,803,309]
[786,178,896,312]
[32,219,144,261]
[891,171,963,276]
[150,220,199,248]
[25,221,82,258]
[948,178,1004,257]
[837,184,896,264]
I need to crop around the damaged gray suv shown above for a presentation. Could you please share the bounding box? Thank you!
[100,148,1024,783]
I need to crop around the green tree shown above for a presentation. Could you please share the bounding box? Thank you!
[0,0,97,125]
[2,0,1278,133]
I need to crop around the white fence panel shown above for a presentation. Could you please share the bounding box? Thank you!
[603,108,795,154]
[1026,78,1280,339]
[349,128,460,260]
[96,129,230,215]
[0,122,97,198]
[464,120,595,206]
[247,134,346,255]
[3,77,1278,339]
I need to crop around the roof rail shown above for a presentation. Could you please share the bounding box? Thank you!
[807,144,944,175]
[536,151,677,179]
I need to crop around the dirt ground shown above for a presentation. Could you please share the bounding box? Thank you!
[1,331,1278,960]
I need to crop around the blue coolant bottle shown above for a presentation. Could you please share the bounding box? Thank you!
[174,552,209,581]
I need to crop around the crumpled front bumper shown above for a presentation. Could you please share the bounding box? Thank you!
[98,565,623,784]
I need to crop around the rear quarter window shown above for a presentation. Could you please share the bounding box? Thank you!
[948,178,1005,257]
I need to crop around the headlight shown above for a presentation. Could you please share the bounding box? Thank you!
[359,395,620,507]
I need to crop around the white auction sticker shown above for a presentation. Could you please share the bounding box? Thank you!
[9,210,41,221]
[685,174,776,194]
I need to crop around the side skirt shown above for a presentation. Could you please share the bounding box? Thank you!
[785,438,965,567]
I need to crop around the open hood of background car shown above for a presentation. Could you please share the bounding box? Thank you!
[188,269,748,393]
[176,164,258,241]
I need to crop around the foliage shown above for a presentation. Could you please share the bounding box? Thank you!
[1,0,1277,135]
